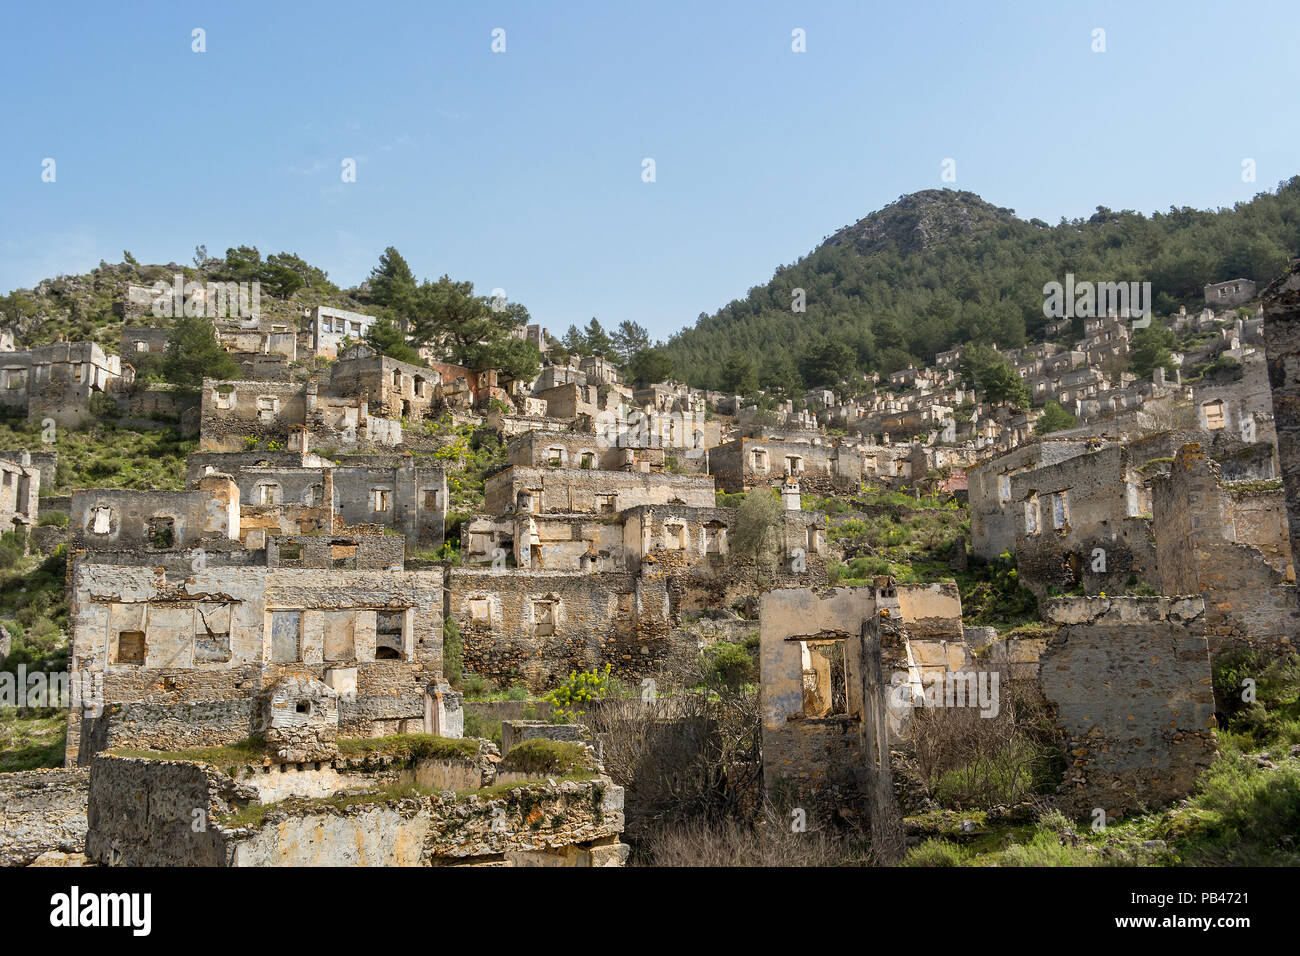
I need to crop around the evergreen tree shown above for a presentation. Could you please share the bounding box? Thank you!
[1129,326,1178,379]
[364,316,422,364]
[162,313,239,390]
[1036,400,1077,435]
[584,318,614,356]
[367,247,418,315]
[628,347,673,386]
[611,320,650,364]
[719,352,759,395]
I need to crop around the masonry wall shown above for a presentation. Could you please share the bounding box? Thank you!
[0,768,89,865]
[759,587,875,821]
[447,568,684,690]
[967,439,1094,560]
[67,561,445,763]
[708,437,855,494]
[1037,597,1216,818]
[484,465,714,515]
[1152,444,1298,652]
[1263,263,1300,578]
[330,349,440,421]
[0,342,124,427]
[86,755,625,866]
[1010,445,1158,597]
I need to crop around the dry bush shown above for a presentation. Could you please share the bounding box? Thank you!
[908,673,1062,809]
[587,685,763,838]
[634,802,872,867]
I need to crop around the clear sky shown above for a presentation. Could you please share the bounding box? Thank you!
[2,0,1296,342]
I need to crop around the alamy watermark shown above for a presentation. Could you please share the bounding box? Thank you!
[0,665,102,716]
[1042,273,1151,323]
[148,274,261,320]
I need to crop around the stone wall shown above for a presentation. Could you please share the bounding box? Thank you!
[1263,263,1300,578]
[1037,596,1217,818]
[1152,444,1298,652]
[758,587,876,820]
[0,768,89,866]
[485,465,715,515]
[447,568,685,690]
[67,560,445,763]
[86,754,626,866]
[967,439,1095,560]
[1009,444,1158,596]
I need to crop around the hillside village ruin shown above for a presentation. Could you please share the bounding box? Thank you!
[1,258,1298,868]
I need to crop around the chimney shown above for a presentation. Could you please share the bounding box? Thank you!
[288,425,310,456]
[781,477,801,511]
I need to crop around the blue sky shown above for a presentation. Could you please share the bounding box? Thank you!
[2,0,1296,342]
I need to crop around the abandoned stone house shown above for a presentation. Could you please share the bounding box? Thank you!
[1008,444,1158,597]
[185,446,447,550]
[759,585,1217,823]
[0,341,127,427]
[0,454,39,531]
[506,430,643,473]
[485,465,716,516]
[1152,443,1298,652]
[0,447,56,491]
[447,567,676,690]
[329,343,442,421]
[1189,351,1278,450]
[305,305,377,359]
[708,436,866,494]
[64,500,449,766]
[119,326,170,359]
[969,438,1109,561]
[199,378,402,451]
[1204,277,1257,308]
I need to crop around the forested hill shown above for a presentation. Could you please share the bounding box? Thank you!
[660,180,1300,393]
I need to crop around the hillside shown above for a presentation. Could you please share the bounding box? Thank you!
[0,248,367,356]
[662,180,1300,392]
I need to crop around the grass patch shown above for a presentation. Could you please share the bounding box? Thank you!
[219,780,437,830]
[0,711,67,771]
[335,733,480,762]
[499,738,592,776]
[108,735,268,774]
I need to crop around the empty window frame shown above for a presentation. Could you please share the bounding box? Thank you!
[270,611,302,662]
[375,610,405,659]
[147,515,175,549]
[532,600,557,636]
[116,630,146,665]
[1051,491,1069,530]
[89,506,114,535]
[799,639,850,718]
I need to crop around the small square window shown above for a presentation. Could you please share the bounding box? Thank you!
[117,630,146,665]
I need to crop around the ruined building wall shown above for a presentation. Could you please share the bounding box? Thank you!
[1037,597,1216,818]
[484,466,714,515]
[1263,263,1300,578]
[1010,445,1158,597]
[446,568,684,691]
[66,561,445,764]
[1152,444,1298,652]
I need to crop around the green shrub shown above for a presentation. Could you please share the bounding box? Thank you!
[36,510,67,527]
[544,664,612,722]
[902,838,968,867]
[442,616,464,686]
[499,738,591,776]
[1186,750,1300,850]
[998,829,1098,867]
[462,711,502,745]
[698,641,757,692]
